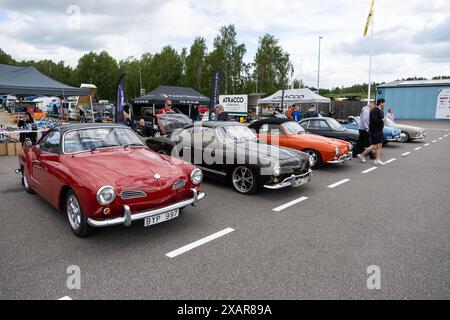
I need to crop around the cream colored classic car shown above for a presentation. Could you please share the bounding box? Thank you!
[385,119,426,142]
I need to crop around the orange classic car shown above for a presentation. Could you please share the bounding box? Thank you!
[249,118,353,168]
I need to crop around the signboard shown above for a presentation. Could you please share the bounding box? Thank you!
[209,69,222,121]
[436,88,450,119]
[115,73,126,123]
[219,94,248,116]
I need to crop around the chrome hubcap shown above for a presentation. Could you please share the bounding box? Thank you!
[232,166,254,193]
[67,195,81,231]
[23,174,29,189]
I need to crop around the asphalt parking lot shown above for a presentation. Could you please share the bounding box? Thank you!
[1,120,449,300]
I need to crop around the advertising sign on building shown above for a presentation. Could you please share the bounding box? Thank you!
[219,95,248,116]
[435,88,450,119]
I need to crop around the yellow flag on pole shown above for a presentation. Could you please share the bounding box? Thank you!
[363,0,375,37]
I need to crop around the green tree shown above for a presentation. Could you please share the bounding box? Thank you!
[75,51,119,101]
[207,25,247,95]
[184,37,208,93]
[151,46,183,87]
[0,48,16,65]
[254,34,293,95]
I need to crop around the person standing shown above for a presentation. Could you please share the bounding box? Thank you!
[357,99,386,166]
[158,99,173,115]
[215,104,229,121]
[305,105,319,118]
[286,105,295,120]
[355,102,375,158]
[386,108,395,122]
[18,112,37,145]
[292,106,302,123]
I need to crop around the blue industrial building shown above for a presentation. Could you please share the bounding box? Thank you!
[377,80,450,120]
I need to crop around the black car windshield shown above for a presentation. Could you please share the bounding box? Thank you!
[216,125,257,143]
[282,121,305,135]
[63,127,144,154]
[328,118,345,130]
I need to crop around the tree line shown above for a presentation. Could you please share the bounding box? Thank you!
[1,24,449,102]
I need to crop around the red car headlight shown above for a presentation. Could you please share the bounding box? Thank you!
[190,169,203,185]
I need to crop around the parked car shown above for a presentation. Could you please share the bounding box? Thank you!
[341,116,407,144]
[146,121,312,195]
[249,119,353,168]
[384,118,426,142]
[17,123,205,237]
[299,117,360,151]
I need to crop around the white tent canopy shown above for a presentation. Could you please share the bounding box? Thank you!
[257,88,331,104]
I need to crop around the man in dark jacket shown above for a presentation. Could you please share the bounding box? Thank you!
[215,104,230,121]
[357,99,386,166]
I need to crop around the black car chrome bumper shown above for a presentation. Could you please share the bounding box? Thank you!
[264,169,313,190]
[327,153,353,164]
[87,188,206,228]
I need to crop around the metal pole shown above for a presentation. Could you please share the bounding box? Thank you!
[367,15,375,106]
[139,67,143,93]
[317,36,323,96]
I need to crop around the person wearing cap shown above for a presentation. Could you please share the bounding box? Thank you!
[215,104,229,121]
[305,105,319,118]
[158,99,173,115]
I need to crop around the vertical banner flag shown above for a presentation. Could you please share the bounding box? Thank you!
[435,88,450,119]
[115,73,126,123]
[209,69,222,121]
[364,0,375,37]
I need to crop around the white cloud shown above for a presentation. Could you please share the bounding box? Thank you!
[0,0,449,89]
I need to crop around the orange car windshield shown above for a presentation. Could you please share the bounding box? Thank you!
[282,122,305,135]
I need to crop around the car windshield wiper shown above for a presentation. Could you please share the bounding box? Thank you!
[90,144,120,152]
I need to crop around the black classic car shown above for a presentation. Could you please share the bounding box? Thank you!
[299,117,360,150]
[146,121,313,195]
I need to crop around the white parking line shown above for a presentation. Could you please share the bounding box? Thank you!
[385,158,397,164]
[166,228,235,258]
[58,296,72,300]
[432,140,437,143]
[362,167,378,174]
[328,179,351,189]
[273,197,308,212]
[414,147,422,151]
[424,143,431,147]
[402,152,411,157]
[439,137,443,140]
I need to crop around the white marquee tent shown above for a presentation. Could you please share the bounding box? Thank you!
[257,88,331,105]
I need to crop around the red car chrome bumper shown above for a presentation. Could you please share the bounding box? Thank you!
[87,188,206,228]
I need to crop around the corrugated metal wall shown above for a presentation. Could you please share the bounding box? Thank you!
[377,86,450,120]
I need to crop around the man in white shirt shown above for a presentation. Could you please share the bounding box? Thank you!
[355,102,375,158]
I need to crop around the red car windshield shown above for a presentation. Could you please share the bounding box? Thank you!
[63,127,144,154]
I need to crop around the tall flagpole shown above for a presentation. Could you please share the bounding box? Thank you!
[367,14,374,105]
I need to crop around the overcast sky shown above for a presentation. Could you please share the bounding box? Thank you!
[1,0,449,89]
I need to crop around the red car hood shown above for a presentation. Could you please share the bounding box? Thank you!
[63,148,188,186]
[301,133,347,146]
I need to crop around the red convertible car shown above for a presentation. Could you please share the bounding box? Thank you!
[17,124,205,237]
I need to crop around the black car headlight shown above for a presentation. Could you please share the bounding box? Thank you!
[97,186,116,205]
[190,168,203,185]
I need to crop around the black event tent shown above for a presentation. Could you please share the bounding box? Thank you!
[132,85,209,105]
[0,63,90,97]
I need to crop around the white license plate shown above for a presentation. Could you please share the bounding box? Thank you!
[294,177,309,187]
[144,209,179,227]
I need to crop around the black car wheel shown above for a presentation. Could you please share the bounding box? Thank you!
[403,132,410,142]
[303,150,322,168]
[65,189,91,238]
[231,166,259,195]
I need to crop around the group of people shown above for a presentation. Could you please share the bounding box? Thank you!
[284,104,321,122]
[356,99,391,166]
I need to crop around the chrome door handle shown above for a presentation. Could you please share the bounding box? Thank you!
[32,160,41,164]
